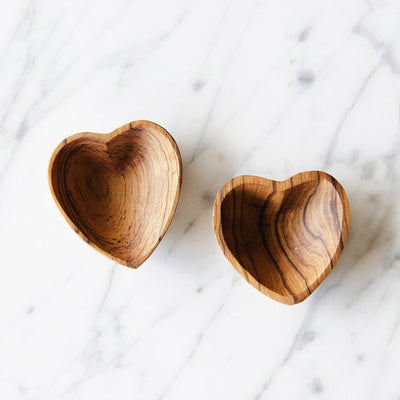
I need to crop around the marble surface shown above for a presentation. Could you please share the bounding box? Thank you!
[1,0,400,399]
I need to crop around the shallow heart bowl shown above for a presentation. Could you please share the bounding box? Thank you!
[48,120,182,268]
[213,171,350,305]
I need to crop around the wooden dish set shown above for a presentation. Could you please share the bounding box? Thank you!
[49,121,350,304]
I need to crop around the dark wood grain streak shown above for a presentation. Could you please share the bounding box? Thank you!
[258,183,299,301]
[273,181,311,295]
[213,171,350,305]
[48,120,182,268]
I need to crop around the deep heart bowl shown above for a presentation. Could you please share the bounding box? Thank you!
[49,120,182,268]
[213,171,350,304]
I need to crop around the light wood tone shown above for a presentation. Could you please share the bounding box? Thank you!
[48,120,182,268]
[213,171,350,305]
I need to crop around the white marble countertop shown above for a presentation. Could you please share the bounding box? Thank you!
[1,0,400,399]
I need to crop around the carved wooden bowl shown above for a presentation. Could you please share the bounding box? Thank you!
[49,120,182,268]
[213,171,350,304]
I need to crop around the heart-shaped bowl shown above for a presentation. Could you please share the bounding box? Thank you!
[49,120,182,268]
[213,171,350,304]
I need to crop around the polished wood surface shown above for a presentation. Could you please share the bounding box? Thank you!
[49,120,182,268]
[213,171,350,304]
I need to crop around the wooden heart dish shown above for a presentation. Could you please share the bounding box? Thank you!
[213,171,350,305]
[49,120,182,268]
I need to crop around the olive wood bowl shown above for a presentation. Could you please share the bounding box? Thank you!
[213,171,350,304]
[49,120,182,268]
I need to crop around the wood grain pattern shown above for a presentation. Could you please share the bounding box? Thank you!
[213,171,350,305]
[48,120,182,268]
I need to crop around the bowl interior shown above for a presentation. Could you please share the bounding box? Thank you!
[50,125,181,267]
[220,175,347,303]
